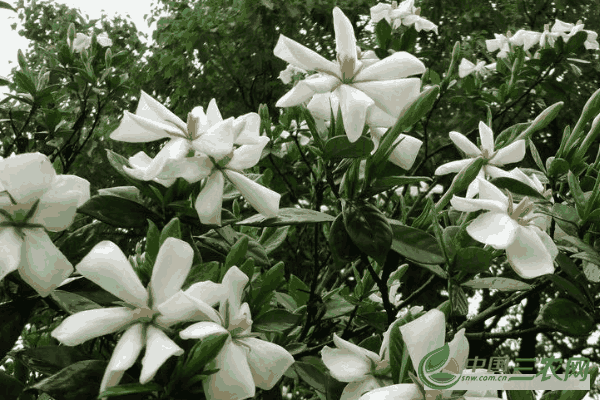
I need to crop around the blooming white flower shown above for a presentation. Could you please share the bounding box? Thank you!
[359,309,469,400]
[110,91,280,225]
[486,33,510,58]
[551,19,599,50]
[370,1,438,34]
[278,64,307,84]
[510,29,542,51]
[458,59,496,78]
[274,7,426,142]
[72,33,91,52]
[450,177,557,278]
[180,266,295,400]
[96,32,113,47]
[0,152,89,296]
[539,23,561,48]
[434,121,526,198]
[51,238,222,397]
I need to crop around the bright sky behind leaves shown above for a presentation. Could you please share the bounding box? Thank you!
[0,0,155,77]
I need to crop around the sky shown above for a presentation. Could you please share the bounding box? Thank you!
[0,0,156,78]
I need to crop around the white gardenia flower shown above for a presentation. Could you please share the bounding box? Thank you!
[458,59,496,78]
[360,309,469,400]
[274,7,426,142]
[510,29,542,51]
[539,23,561,48]
[551,19,599,50]
[180,266,295,400]
[434,121,526,198]
[96,32,113,47]
[371,1,438,33]
[486,33,510,58]
[450,177,558,279]
[0,152,90,296]
[278,64,307,84]
[51,238,222,397]
[110,91,280,225]
[72,33,92,52]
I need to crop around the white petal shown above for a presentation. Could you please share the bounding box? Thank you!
[336,84,374,143]
[303,74,341,94]
[354,52,426,81]
[51,307,135,346]
[341,376,387,400]
[136,91,187,132]
[185,280,225,306]
[321,346,372,382]
[276,80,319,108]
[155,290,218,327]
[20,228,74,297]
[466,212,519,249]
[449,131,481,157]
[507,226,555,279]
[477,178,509,207]
[389,134,423,170]
[31,177,89,232]
[203,340,256,400]
[157,154,213,184]
[75,241,148,308]
[274,34,339,77]
[0,152,56,205]
[220,265,250,321]
[489,140,526,166]
[333,7,360,78]
[177,291,223,324]
[351,78,421,119]
[99,324,143,395]
[110,111,184,142]
[227,137,270,171]
[366,104,398,127]
[233,113,261,145]
[224,170,280,218]
[180,321,229,340]
[434,159,473,175]
[400,309,445,372]
[359,383,422,400]
[192,118,235,160]
[531,225,558,260]
[465,171,484,199]
[0,228,22,282]
[140,326,184,384]
[206,99,223,127]
[485,165,513,180]
[478,121,495,154]
[239,337,295,389]
[450,196,506,214]
[195,171,225,225]
[458,59,476,78]
[150,237,193,306]
[332,333,380,363]
[446,328,469,373]
[307,92,339,121]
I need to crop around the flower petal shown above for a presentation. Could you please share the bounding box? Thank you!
[446,328,469,373]
[485,165,513,180]
[449,131,481,158]
[155,290,219,327]
[136,91,187,132]
[180,321,229,340]
[370,3,392,24]
[203,339,256,400]
[220,265,250,321]
[465,170,485,199]
[351,78,421,119]
[359,383,422,400]
[157,153,213,184]
[75,241,148,308]
[307,92,340,121]
[333,7,360,79]
[239,337,295,390]
[0,152,56,205]
[0,228,22,282]
[206,98,223,127]
[99,324,144,396]
[399,309,445,372]
[20,228,74,297]
[489,140,526,166]
[224,170,280,218]
[51,307,136,346]
[195,171,225,225]
[388,134,423,170]
[458,59,476,78]
[192,118,235,160]
[321,346,372,382]
[30,176,90,231]
[233,113,261,145]
[336,84,374,143]
[341,376,388,400]
[140,325,184,384]
[110,111,184,142]
[276,80,320,108]
[303,74,341,94]
[185,280,225,306]
[450,196,506,214]
[355,52,426,81]
[274,34,339,77]
[477,178,509,207]
[434,159,474,175]
[332,333,380,364]
[478,121,495,154]
[507,225,556,279]
[227,137,270,171]
[466,212,519,249]
[150,237,193,306]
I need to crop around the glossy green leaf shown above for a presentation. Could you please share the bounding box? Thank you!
[454,247,492,274]
[546,275,592,310]
[224,236,249,270]
[259,225,290,255]
[0,299,37,361]
[253,309,300,332]
[99,382,162,398]
[389,223,445,265]
[461,277,531,291]
[546,157,569,178]
[329,213,361,263]
[489,177,545,199]
[158,217,182,246]
[78,195,162,228]
[389,317,409,384]
[534,298,595,336]
[181,333,229,380]
[324,136,374,159]
[293,361,327,394]
[49,290,102,314]
[344,201,392,265]
[0,1,16,11]
[237,208,334,226]
[551,203,580,236]
[0,370,24,400]
[17,346,89,377]
[29,360,108,400]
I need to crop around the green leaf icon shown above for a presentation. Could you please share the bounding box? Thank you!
[430,372,457,383]
[425,344,450,373]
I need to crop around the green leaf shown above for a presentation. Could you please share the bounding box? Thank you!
[534,298,595,336]
[253,309,300,332]
[489,177,546,199]
[259,225,290,255]
[49,290,102,314]
[237,207,334,226]
[527,139,546,173]
[389,222,445,265]
[514,101,563,143]
[546,157,569,178]
[252,261,285,310]
[329,213,361,263]
[96,186,142,203]
[293,362,327,394]
[461,278,531,291]
[495,122,531,147]
[181,333,229,380]
[99,382,162,398]
[78,195,162,228]
[454,247,492,275]
[389,317,410,384]
[508,389,536,400]
[0,370,24,399]
[568,171,587,219]
[323,293,355,319]
[583,261,600,283]
[425,344,450,373]
[565,30,588,54]
[551,203,580,235]
[288,274,310,306]
[183,261,221,289]
[375,18,392,49]
[0,299,37,361]
[546,275,592,310]
[146,219,160,263]
[365,176,432,197]
[450,283,469,316]
[0,1,16,11]
[28,360,107,400]
[553,365,598,400]
[17,346,89,377]
[14,71,36,95]
[224,236,249,270]
[565,88,600,156]
[158,217,182,246]
[324,136,374,159]
[343,201,392,265]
